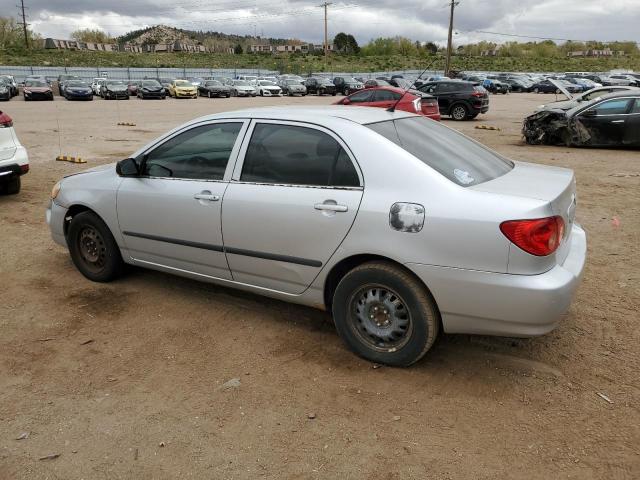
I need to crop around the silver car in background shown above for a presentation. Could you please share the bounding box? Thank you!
[46,107,586,366]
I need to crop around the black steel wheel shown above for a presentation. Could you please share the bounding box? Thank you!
[332,261,440,367]
[67,211,124,282]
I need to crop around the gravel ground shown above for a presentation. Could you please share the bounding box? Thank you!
[0,92,638,479]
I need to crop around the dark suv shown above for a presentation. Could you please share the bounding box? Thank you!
[333,76,364,95]
[418,80,489,120]
[304,77,337,96]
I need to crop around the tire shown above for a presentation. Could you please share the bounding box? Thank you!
[533,87,539,93]
[208,91,211,98]
[67,211,124,283]
[344,88,350,96]
[450,103,469,121]
[332,261,440,367]
[4,176,20,195]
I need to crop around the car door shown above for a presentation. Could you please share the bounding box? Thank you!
[221,121,363,294]
[369,89,400,109]
[117,120,248,280]
[574,98,633,146]
[623,97,640,146]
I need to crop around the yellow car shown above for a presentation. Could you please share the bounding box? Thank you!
[168,79,197,99]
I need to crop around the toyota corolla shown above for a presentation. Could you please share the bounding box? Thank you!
[46,107,586,366]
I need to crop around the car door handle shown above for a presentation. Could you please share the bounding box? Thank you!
[314,202,348,212]
[611,120,625,124]
[194,193,220,201]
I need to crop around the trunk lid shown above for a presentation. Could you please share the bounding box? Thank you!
[471,161,577,265]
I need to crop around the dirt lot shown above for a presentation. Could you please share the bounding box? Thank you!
[0,92,638,479]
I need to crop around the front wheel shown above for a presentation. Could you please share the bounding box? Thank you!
[67,211,124,283]
[332,262,440,367]
[344,88,350,96]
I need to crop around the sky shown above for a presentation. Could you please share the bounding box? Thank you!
[18,0,640,45]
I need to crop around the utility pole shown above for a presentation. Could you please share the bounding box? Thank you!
[319,2,332,57]
[17,0,29,49]
[444,0,459,77]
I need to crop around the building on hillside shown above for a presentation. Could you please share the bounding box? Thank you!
[43,38,215,54]
[567,49,625,57]
[249,43,332,54]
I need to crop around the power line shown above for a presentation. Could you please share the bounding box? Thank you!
[468,30,593,43]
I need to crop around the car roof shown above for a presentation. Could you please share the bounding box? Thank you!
[187,106,416,126]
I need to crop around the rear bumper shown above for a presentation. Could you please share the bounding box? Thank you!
[407,223,587,337]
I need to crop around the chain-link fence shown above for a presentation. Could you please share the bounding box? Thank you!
[0,66,447,83]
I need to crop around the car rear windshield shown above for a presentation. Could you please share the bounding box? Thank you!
[366,116,513,187]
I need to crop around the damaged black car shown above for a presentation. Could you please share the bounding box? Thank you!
[523,91,640,147]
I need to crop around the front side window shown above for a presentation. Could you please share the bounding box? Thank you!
[143,123,242,180]
[347,90,373,103]
[240,124,360,187]
[588,98,632,116]
[631,98,640,114]
[367,117,513,187]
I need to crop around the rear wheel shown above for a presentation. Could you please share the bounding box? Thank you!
[3,176,21,195]
[533,87,540,93]
[344,88,350,96]
[67,211,124,283]
[332,262,439,367]
[450,103,468,121]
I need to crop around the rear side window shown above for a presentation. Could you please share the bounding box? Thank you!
[366,117,513,187]
[241,124,360,187]
[631,98,640,114]
[373,90,401,101]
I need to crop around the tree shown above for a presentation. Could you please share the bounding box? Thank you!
[70,28,114,44]
[424,42,438,55]
[0,16,39,49]
[234,43,243,54]
[333,32,359,54]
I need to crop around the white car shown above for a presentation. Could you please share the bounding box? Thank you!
[236,75,258,86]
[231,80,257,97]
[0,111,29,194]
[91,78,106,95]
[257,80,282,97]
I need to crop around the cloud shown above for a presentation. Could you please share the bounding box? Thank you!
[22,0,640,45]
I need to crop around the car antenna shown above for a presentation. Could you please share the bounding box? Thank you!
[387,56,441,113]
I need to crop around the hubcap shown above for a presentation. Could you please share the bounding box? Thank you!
[78,226,106,272]
[453,106,466,119]
[349,285,412,352]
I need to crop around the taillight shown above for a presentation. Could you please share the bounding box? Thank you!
[412,98,422,113]
[0,112,12,128]
[471,91,484,98]
[500,216,565,256]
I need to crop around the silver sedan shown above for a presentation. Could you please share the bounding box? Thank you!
[46,107,586,366]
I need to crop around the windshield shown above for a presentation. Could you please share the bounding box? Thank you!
[175,81,192,87]
[286,80,301,85]
[67,81,88,87]
[235,81,249,86]
[26,80,48,87]
[366,117,513,187]
[205,81,222,86]
[107,81,125,86]
[259,81,275,86]
[142,80,161,87]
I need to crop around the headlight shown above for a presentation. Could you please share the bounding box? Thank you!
[0,87,7,93]
[51,181,61,200]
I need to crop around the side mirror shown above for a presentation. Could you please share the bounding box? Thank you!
[116,157,140,176]
[581,109,596,117]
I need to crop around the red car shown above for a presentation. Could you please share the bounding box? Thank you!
[334,86,440,121]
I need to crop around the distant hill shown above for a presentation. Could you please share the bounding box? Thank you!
[116,24,302,52]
